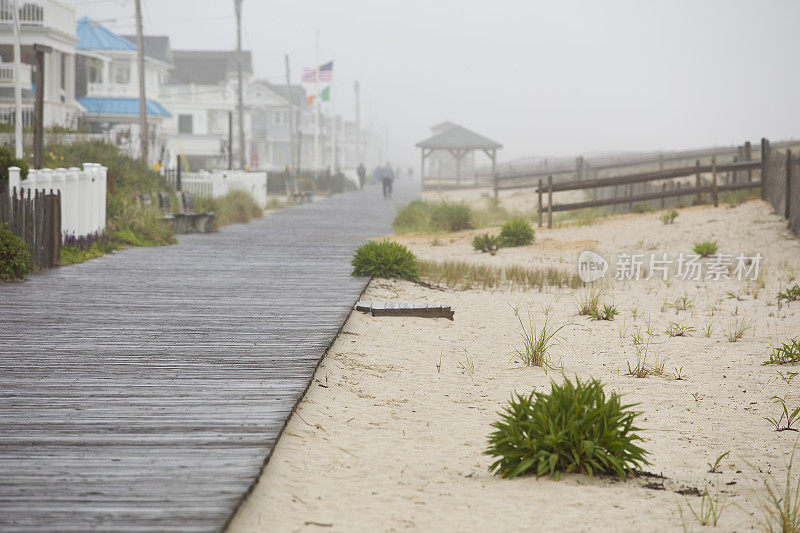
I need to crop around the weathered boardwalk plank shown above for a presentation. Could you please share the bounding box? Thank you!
[0,182,414,531]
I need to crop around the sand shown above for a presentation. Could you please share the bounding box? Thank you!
[228,199,800,532]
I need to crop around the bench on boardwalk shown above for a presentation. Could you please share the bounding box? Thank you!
[137,192,216,233]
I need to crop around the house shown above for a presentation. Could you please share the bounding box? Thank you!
[247,79,293,170]
[74,17,171,162]
[159,49,252,171]
[0,0,80,128]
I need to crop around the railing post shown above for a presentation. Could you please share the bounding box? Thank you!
[694,159,701,205]
[745,141,752,183]
[176,155,182,192]
[711,156,718,208]
[547,175,553,229]
[786,150,792,220]
[661,183,666,209]
[760,138,769,200]
[537,178,543,227]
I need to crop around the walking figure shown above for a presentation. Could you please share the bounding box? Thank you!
[380,161,395,199]
[357,162,366,190]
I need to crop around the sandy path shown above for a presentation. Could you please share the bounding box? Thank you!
[228,200,800,532]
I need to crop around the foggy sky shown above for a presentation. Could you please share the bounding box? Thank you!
[77,0,800,166]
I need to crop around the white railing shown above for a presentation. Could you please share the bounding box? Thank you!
[0,63,32,87]
[0,104,34,126]
[8,163,107,237]
[0,0,76,37]
[86,82,135,98]
[179,170,268,208]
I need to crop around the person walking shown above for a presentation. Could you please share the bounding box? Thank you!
[357,162,366,190]
[381,161,395,199]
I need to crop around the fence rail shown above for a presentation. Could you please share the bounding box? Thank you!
[0,187,61,269]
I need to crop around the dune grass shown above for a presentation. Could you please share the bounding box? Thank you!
[418,259,581,291]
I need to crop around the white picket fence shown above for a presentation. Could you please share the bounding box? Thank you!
[180,170,268,208]
[8,163,107,237]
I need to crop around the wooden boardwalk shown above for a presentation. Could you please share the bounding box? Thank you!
[0,182,415,532]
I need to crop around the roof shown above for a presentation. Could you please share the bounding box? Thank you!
[416,124,502,150]
[122,35,172,64]
[260,81,306,107]
[431,120,457,133]
[77,17,137,51]
[77,97,171,117]
[169,50,253,85]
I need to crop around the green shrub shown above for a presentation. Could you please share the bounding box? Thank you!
[631,203,654,214]
[693,240,718,258]
[393,200,433,233]
[0,145,29,185]
[472,233,501,252]
[106,194,175,246]
[195,190,262,226]
[351,239,419,281]
[430,201,473,232]
[0,223,31,281]
[43,141,164,192]
[499,216,535,247]
[485,377,649,480]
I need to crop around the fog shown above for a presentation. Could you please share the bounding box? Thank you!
[82,0,800,165]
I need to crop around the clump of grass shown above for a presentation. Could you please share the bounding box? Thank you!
[665,322,695,337]
[765,395,800,432]
[723,191,748,207]
[418,259,581,291]
[588,303,618,321]
[576,287,602,316]
[195,190,262,227]
[554,208,609,227]
[778,284,800,303]
[472,233,501,253]
[760,446,800,532]
[707,451,730,473]
[763,338,800,365]
[0,223,31,280]
[665,294,694,313]
[725,317,753,342]
[693,240,719,258]
[485,377,649,479]
[660,210,679,224]
[498,216,535,247]
[430,201,473,232]
[393,200,433,233]
[351,239,419,281]
[458,349,476,375]
[511,309,563,369]
[685,487,728,527]
[631,203,654,214]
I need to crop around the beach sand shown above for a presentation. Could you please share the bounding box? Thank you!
[228,199,800,532]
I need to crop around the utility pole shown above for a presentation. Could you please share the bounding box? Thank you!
[228,110,233,170]
[284,54,294,170]
[134,0,148,163]
[234,0,245,169]
[313,30,319,172]
[33,44,50,169]
[11,0,22,159]
[354,80,360,165]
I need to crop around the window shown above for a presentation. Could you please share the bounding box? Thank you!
[273,111,286,125]
[114,61,130,84]
[178,114,193,134]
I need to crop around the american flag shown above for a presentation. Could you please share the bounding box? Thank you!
[301,61,333,82]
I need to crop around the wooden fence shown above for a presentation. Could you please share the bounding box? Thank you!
[0,187,62,269]
[530,137,800,237]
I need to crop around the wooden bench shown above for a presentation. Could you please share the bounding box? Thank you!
[137,192,216,233]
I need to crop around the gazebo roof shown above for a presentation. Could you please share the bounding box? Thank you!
[416,124,502,150]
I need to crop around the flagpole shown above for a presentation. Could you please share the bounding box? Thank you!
[313,30,319,172]
[12,0,23,159]
[331,54,336,172]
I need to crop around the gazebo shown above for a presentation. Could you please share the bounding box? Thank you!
[416,123,502,187]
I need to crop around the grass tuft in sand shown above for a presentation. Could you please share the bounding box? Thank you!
[418,259,581,291]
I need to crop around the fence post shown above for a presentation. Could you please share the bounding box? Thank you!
[493,172,499,200]
[694,159,701,204]
[537,178,543,227]
[711,156,718,208]
[547,175,553,229]
[176,155,182,192]
[661,183,666,209]
[745,141,752,182]
[760,138,769,200]
[8,166,20,213]
[786,150,792,220]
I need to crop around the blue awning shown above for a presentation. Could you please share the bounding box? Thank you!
[78,97,171,117]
